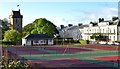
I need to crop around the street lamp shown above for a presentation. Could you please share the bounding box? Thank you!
[63,30,65,46]
[107,26,110,41]
[54,34,59,45]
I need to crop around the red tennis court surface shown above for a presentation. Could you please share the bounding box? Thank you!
[3,45,120,69]
[80,45,118,50]
[94,56,120,63]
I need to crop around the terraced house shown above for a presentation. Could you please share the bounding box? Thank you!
[59,17,120,41]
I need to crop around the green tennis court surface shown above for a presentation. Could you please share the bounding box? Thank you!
[3,45,120,68]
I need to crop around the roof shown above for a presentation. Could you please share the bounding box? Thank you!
[12,10,23,18]
[24,34,53,39]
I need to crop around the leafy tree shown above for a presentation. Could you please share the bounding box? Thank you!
[91,33,107,41]
[23,18,59,37]
[0,19,9,39]
[3,30,21,42]
[22,23,34,37]
[32,18,58,36]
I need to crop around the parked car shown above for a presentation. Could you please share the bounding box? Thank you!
[114,41,120,45]
[91,41,97,44]
[99,41,107,45]
[107,42,114,45]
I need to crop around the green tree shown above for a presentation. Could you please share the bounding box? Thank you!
[22,23,34,37]
[0,19,9,39]
[91,33,107,41]
[23,18,59,37]
[3,30,21,42]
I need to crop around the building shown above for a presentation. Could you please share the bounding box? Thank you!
[59,17,120,41]
[82,17,120,41]
[9,9,23,33]
[22,34,54,46]
[59,24,82,40]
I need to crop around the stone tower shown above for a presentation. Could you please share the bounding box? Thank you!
[9,9,23,33]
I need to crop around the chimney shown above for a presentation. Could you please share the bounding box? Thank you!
[101,18,104,21]
[60,25,64,29]
[112,17,118,21]
[78,23,82,26]
[68,24,73,27]
[90,21,93,24]
[99,18,104,23]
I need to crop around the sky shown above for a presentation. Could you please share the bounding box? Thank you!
[0,1,119,27]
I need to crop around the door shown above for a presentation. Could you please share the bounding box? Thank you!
[31,40,33,46]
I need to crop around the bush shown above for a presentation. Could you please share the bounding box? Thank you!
[2,41,16,45]
[54,39,80,45]
[79,40,89,44]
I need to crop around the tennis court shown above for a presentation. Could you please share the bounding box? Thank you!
[3,45,120,68]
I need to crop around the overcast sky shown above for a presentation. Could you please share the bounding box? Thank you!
[0,1,119,27]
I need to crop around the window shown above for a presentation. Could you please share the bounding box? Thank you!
[40,40,44,43]
[114,36,115,40]
[109,36,111,39]
[103,29,104,33]
[114,29,115,33]
[49,39,52,42]
[109,29,111,33]
[44,40,46,43]
[34,40,39,43]
[16,18,18,23]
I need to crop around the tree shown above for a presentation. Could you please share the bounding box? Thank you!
[91,33,107,41]
[3,30,21,42]
[0,19,10,39]
[31,18,58,36]
[22,23,34,37]
[23,18,59,37]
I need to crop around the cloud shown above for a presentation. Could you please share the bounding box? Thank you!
[77,7,118,24]
[47,8,117,27]
[30,7,118,27]
[47,17,69,27]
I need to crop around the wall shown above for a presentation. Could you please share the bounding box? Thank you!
[26,40,31,46]
[82,24,118,41]
[22,38,26,45]
[33,39,46,45]
[48,39,53,45]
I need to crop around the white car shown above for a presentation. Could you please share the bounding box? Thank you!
[107,42,114,45]
[99,41,107,45]
[114,42,120,45]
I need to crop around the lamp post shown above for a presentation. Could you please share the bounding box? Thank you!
[107,27,109,41]
[54,34,59,45]
[63,30,65,46]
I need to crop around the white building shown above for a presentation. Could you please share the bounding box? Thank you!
[22,34,54,46]
[59,17,120,41]
[81,17,120,41]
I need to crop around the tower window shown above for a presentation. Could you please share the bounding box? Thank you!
[16,19,17,23]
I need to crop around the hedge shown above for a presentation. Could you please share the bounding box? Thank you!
[2,41,16,45]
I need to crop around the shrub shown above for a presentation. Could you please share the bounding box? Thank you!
[2,41,16,45]
[79,40,88,44]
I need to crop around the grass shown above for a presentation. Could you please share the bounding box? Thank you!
[79,40,87,44]
[70,43,88,46]
[1,44,14,47]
